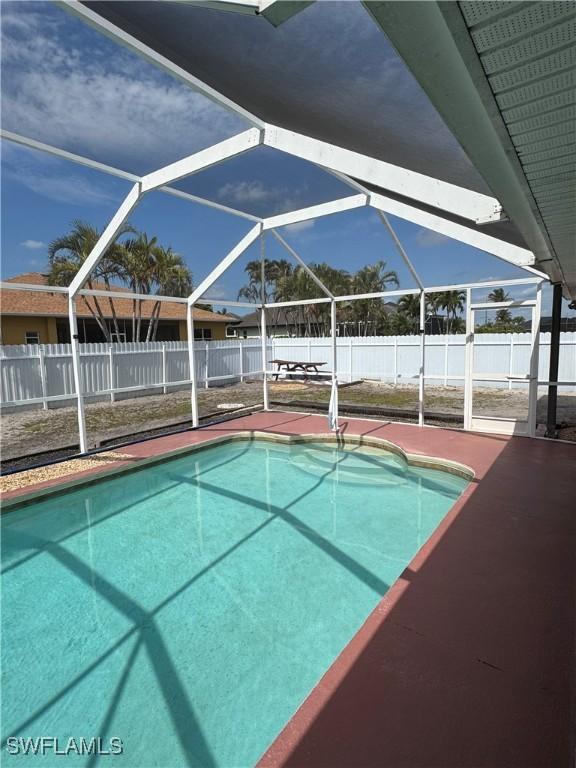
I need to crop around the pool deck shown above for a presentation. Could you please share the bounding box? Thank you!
[2,411,575,767]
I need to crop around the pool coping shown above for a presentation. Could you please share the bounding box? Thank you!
[0,430,474,512]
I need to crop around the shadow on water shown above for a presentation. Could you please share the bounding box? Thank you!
[3,433,407,766]
[2,531,216,768]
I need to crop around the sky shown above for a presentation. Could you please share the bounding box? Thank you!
[1,0,572,318]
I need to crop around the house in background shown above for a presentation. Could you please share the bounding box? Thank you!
[0,273,235,344]
[227,301,402,338]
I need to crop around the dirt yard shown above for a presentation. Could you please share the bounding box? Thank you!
[3,379,575,463]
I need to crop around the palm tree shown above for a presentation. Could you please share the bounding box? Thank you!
[488,287,512,327]
[145,247,192,341]
[398,293,420,332]
[48,220,133,342]
[350,261,398,336]
[119,233,159,341]
[436,290,465,333]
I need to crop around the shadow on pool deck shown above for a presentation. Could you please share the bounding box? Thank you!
[257,425,575,768]
[4,412,572,767]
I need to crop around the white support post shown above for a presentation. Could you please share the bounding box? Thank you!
[261,308,269,410]
[464,288,473,431]
[419,291,426,427]
[394,336,399,385]
[205,342,210,389]
[109,345,116,402]
[69,296,88,453]
[527,283,542,437]
[187,304,199,428]
[329,299,339,432]
[38,346,48,411]
[260,233,269,410]
[238,340,244,383]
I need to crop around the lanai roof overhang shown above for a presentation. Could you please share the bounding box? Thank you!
[3,0,568,452]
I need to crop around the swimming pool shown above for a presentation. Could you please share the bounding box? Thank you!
[1,438,468,767]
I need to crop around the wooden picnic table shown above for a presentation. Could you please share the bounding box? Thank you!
[270,359,327,381]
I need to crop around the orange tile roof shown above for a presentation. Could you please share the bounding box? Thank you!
[0,273,234,323]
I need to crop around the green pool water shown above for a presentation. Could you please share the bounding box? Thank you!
[1,439,467,767]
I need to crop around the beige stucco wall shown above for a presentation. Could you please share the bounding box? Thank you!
[1,316,59,345]
[0,316,228,344]
[178,320,228,341]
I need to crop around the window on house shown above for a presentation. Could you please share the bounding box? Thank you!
[25,331,40,344]
[194,328,212,340]
[225,326,237,338]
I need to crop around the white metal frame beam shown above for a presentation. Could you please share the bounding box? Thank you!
[369,191,538,272]
[262,195,367,230]
[263,125,504,224]
[0,130,261,222]
[69,183,142,296]
[270,230,334,298]
[376,210,424,291]
[140,128,262,192]
[58,0,265,128]
[188,224,263,305]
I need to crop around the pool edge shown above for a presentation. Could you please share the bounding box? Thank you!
[0,430,474,513]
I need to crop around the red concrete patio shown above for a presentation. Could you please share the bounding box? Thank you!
[2,411,575,767]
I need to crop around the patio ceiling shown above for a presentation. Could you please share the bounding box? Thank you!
[69,0,573,298]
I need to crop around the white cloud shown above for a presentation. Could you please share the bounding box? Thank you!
[20,239,46,250]
[415,229,450,247]
[217,181,275,205]
[2,152,119,206]
[0,3,246,175]
[285,220,315,234]
[203,282,230,301]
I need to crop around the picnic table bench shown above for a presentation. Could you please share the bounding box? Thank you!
[271,359,327,381]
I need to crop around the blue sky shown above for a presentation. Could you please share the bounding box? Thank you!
[1,1,571,317]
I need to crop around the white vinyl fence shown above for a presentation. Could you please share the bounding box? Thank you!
[1,333,575,411]
[0,340,263,411]
[270,332,576,391]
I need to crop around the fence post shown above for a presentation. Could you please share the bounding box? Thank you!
[349,337,353,383]
[205,342,209,389]
[108,345,116,402]
[162,344,167,394]
[394,337,398,385]
[238,340,244,383]
[444,335,449,387]
[38,346,48,410]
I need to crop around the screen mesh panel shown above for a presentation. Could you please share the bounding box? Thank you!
[174,145,353,217]
[1,0,249,176]
[83,0,493,192]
